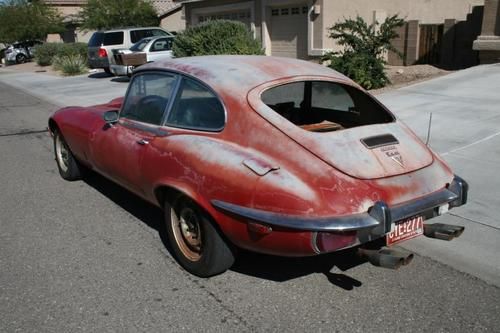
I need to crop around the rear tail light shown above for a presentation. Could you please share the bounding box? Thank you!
[98,48,107,58]
[314,231,357,253]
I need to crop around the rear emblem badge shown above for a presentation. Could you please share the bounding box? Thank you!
[381,146,404,167]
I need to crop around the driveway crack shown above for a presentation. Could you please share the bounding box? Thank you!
[448,212,500,231]
[0,129,48,137]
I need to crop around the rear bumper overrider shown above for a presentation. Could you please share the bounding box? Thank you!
[211,175,468,251]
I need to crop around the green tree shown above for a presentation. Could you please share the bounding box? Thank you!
[0,0,64,44]
[78,0,159,31]
[172,20,263,57]
[322,15,404,89]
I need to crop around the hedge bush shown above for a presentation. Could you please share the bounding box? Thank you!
[35,42,88,66]
[172,20,263,57]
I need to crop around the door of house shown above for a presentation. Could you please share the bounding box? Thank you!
[270,5,308,59]
[418,24,443,65]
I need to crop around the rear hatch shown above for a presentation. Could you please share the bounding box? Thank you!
[291,122,433,179]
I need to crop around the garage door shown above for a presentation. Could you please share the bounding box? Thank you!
[270,5,308,59]
[197,10,252,28]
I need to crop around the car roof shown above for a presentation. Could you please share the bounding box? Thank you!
[98,27,167,33]
[137,55,351,96]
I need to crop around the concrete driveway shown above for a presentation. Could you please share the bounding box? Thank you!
[1,64,499,288]
[377,65,500,287]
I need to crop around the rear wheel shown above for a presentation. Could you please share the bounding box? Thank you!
[104,67,111,75]
[165,196,235,277]
[53,130,82,181]
[16,53,26,64]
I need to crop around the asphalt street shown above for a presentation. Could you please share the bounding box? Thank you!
[1,67,499,332]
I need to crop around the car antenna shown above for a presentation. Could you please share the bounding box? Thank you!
[425,112,433,146]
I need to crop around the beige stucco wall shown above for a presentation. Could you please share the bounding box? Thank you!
[321,0,484,51]
[160,8,186,33]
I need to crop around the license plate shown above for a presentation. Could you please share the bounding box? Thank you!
[386,216,424,246]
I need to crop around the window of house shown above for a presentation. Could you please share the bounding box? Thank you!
[291,7,300,15]
[262,81,393,132]
[166,77,225,131]
[281,8,289,15]
[271,9,279,16]
[121,73,177,125]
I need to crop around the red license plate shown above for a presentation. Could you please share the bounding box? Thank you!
[386,216,424,246]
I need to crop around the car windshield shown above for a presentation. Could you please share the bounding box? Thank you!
[130,38,152,51]
[261,81,394,132]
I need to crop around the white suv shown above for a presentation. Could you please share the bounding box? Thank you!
[87,27,173,74]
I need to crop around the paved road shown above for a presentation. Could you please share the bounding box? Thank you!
[1,68,499,332]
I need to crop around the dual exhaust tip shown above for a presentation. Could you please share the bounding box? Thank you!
[358,223,464,269]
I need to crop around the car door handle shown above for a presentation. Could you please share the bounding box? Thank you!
[137,139,149,145]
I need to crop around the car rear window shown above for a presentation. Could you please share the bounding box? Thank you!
[130,38,152,51]
[88,32,104,47]
[130,29,169,43]
[262,81,393,132]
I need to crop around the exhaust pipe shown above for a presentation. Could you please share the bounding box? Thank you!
[357,248,414,270]
[424,223,465,241]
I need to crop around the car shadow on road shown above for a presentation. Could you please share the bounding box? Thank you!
[83,170,365,290]
[111,77,130,83]
[88,72,113,79]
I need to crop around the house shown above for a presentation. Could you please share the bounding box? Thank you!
[473,0,500,63]
[183,0,485,66]
[43,0,186,43]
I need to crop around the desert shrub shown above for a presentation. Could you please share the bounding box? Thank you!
[322,15,404,89]
[172,20,263,57]
[56,54,87,76]
[34,43,60,66]
[35,42,88,66]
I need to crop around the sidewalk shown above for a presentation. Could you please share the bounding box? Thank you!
[0,68,127,107]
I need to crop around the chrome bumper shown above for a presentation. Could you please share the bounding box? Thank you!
[211,175,468,237]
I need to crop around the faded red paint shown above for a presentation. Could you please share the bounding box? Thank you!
[49,56,457,257]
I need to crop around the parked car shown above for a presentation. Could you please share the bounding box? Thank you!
[110,36,175,77]
[4,40,43,64]
[48,56,468,277]
[87,27,173,74]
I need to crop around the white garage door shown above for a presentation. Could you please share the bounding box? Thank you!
[197,10,252,28]
[270,5,308,59]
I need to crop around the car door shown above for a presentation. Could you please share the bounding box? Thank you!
[146,38,174,62]
[90,72,179,195]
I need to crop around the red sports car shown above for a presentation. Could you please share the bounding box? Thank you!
[49,56,468,277]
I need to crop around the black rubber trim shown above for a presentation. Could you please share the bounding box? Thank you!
[211,175,467,233]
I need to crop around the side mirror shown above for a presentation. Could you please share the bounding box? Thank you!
[103,110,119,124]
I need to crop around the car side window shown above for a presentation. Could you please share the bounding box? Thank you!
[150,38,172,52]
[131,29,169,43]
[120,73,177,125]
[166,77,225,131]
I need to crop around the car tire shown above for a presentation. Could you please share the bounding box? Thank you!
[165,196,235,277]
[104,67,111,74]
[16,53,26,64]
[53,130,82,181]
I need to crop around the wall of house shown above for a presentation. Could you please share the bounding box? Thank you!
[321,0,484,51]
[160,7,186,34]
